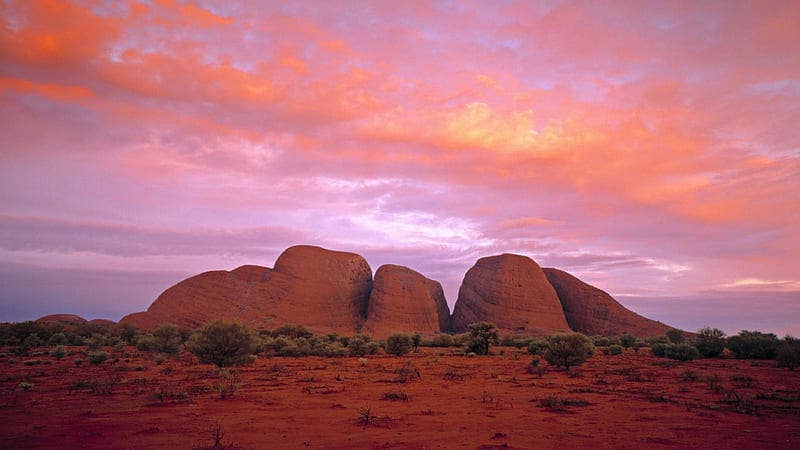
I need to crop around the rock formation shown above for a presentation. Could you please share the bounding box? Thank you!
[543,268,670,337]
[119,244,677,338]
[362,264,450,338]
[121,245,372,334]
[35,314,87,324]
[450,254,571,335]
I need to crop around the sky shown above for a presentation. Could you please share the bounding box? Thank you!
[1,0,798,335]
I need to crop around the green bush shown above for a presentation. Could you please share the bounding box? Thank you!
[544,334,594,369]
[694,327,726,358]
[23,333,43,348]
[88,351,109,365]
[619,334,637,348]
[666,328,685,344]
[48,333,68,346]
[776,336,800,370]
[727,330,779,359]
[430,334,455,347]
[152,323,183,354]
[465,322,498,356]
[651,342,669,357]
[664,343,699,361]
[592,336,610,347]
[386,333,413,356]
[271,324,313,339]
[50,345,68,359]
[134,334,157,352]
[186,321,260,367]
[347,334,380,357]
[527,339,547,356]
[608,345,623,355]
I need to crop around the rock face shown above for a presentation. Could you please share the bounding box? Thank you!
[543,268,670,337]
[362,265,450,338]
[450,254,571,335]
[271,245,373,333]
[121,245,372,334]
[118,244,677,338]
[36,314,87,324]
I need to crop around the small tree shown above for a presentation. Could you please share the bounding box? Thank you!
[412,333,422,352]
[186,321,260,367]
[665,343,699,361]
[466,322,498,356]
[544,334,594,369]
[386,333,413,356]
[776,336,800,370]
[666,328,685,344]
[619,334,637,348]
[727,330,779,359]
[694,327,726,358]
[153,323,183,354]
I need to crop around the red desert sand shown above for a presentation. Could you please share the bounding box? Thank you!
[1,346,798,449]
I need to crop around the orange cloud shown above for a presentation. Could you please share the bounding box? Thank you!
[0,0,119,65]
[0,77,93,102]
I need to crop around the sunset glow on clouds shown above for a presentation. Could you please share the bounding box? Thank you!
[1,1,799,334]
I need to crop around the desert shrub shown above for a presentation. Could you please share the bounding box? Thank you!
[48,333,68,346]
[694,327,726,358]
[619,334,637,348]
[152,323,183,354]
[23,333,43,348]
[347,334,380,357]
[50,345,68,359]
[381,391,410,401]
[186,321,260,367]
[527,358,546,378]
[651,342,669,357]
[727,330,779,359]
[88,351,109,365]
[527,339,547,356]
[666,328,685,344]
[608,344,623,355]
[544,333,594,369]
[430,334,455,347]
[645,335,668,346]
[465,322,498,356]
[664,343,699,361]
[215,369,240,399]
[411,333,422,351]
[394,362,420,382]
[776,336,800,370]
[592,336,610,347]
[134,334,157,352]
[118,323,137,344]
[386,333,413,356]
[271,324,313,339]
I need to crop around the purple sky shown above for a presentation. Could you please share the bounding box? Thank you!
[1,1,798,335]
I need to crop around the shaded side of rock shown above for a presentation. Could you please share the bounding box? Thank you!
[543,268,672,337]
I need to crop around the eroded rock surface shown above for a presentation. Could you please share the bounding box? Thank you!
[450,254,571,335]
[543,268,671,337]
[363,264,450,338]
[121,245,372,334]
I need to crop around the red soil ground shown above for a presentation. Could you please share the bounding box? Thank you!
[1,347,798,449]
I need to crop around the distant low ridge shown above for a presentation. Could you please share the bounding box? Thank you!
[116,244,675,337]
